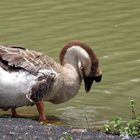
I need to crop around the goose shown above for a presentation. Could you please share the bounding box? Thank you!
[0,41,102,122]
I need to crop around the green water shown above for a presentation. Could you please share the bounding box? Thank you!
[0,0,140,129]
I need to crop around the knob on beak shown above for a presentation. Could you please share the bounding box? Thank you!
[94,75,102,82]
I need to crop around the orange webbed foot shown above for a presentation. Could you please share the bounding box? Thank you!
[36,101,63,125]
[11,109,34,118]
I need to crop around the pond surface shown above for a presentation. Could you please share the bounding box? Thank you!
[0,0,140,129]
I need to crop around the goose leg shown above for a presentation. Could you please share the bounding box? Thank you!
[11,108,18,117]
[36,101,64,125]
[36,101,46,122]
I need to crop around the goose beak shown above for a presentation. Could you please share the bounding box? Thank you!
[84,75,102,92]
[84,77,94,92]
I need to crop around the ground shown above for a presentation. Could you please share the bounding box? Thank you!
[0,116,139,140]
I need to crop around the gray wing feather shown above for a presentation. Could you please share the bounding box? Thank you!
[0,45,54,74]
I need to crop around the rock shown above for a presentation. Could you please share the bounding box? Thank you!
[0,116,137,140]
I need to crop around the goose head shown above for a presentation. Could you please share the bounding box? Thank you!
[60,41,102,92]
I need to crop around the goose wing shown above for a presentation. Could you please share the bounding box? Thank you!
[0,45,59,103]
[0,45,56,75]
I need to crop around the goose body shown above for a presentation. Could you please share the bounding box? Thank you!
[0,41,102,121]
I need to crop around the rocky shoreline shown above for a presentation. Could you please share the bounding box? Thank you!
[0,116,139,140]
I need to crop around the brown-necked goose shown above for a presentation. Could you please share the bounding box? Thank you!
[0,41,102,121]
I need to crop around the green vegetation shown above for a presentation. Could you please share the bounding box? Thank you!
[104,100,140,138]
[60,132,73,140]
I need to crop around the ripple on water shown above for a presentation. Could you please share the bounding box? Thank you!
[103,56,109,59]
[57,105,111,128]
[104,90,111,94]
[130,78,140,83]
